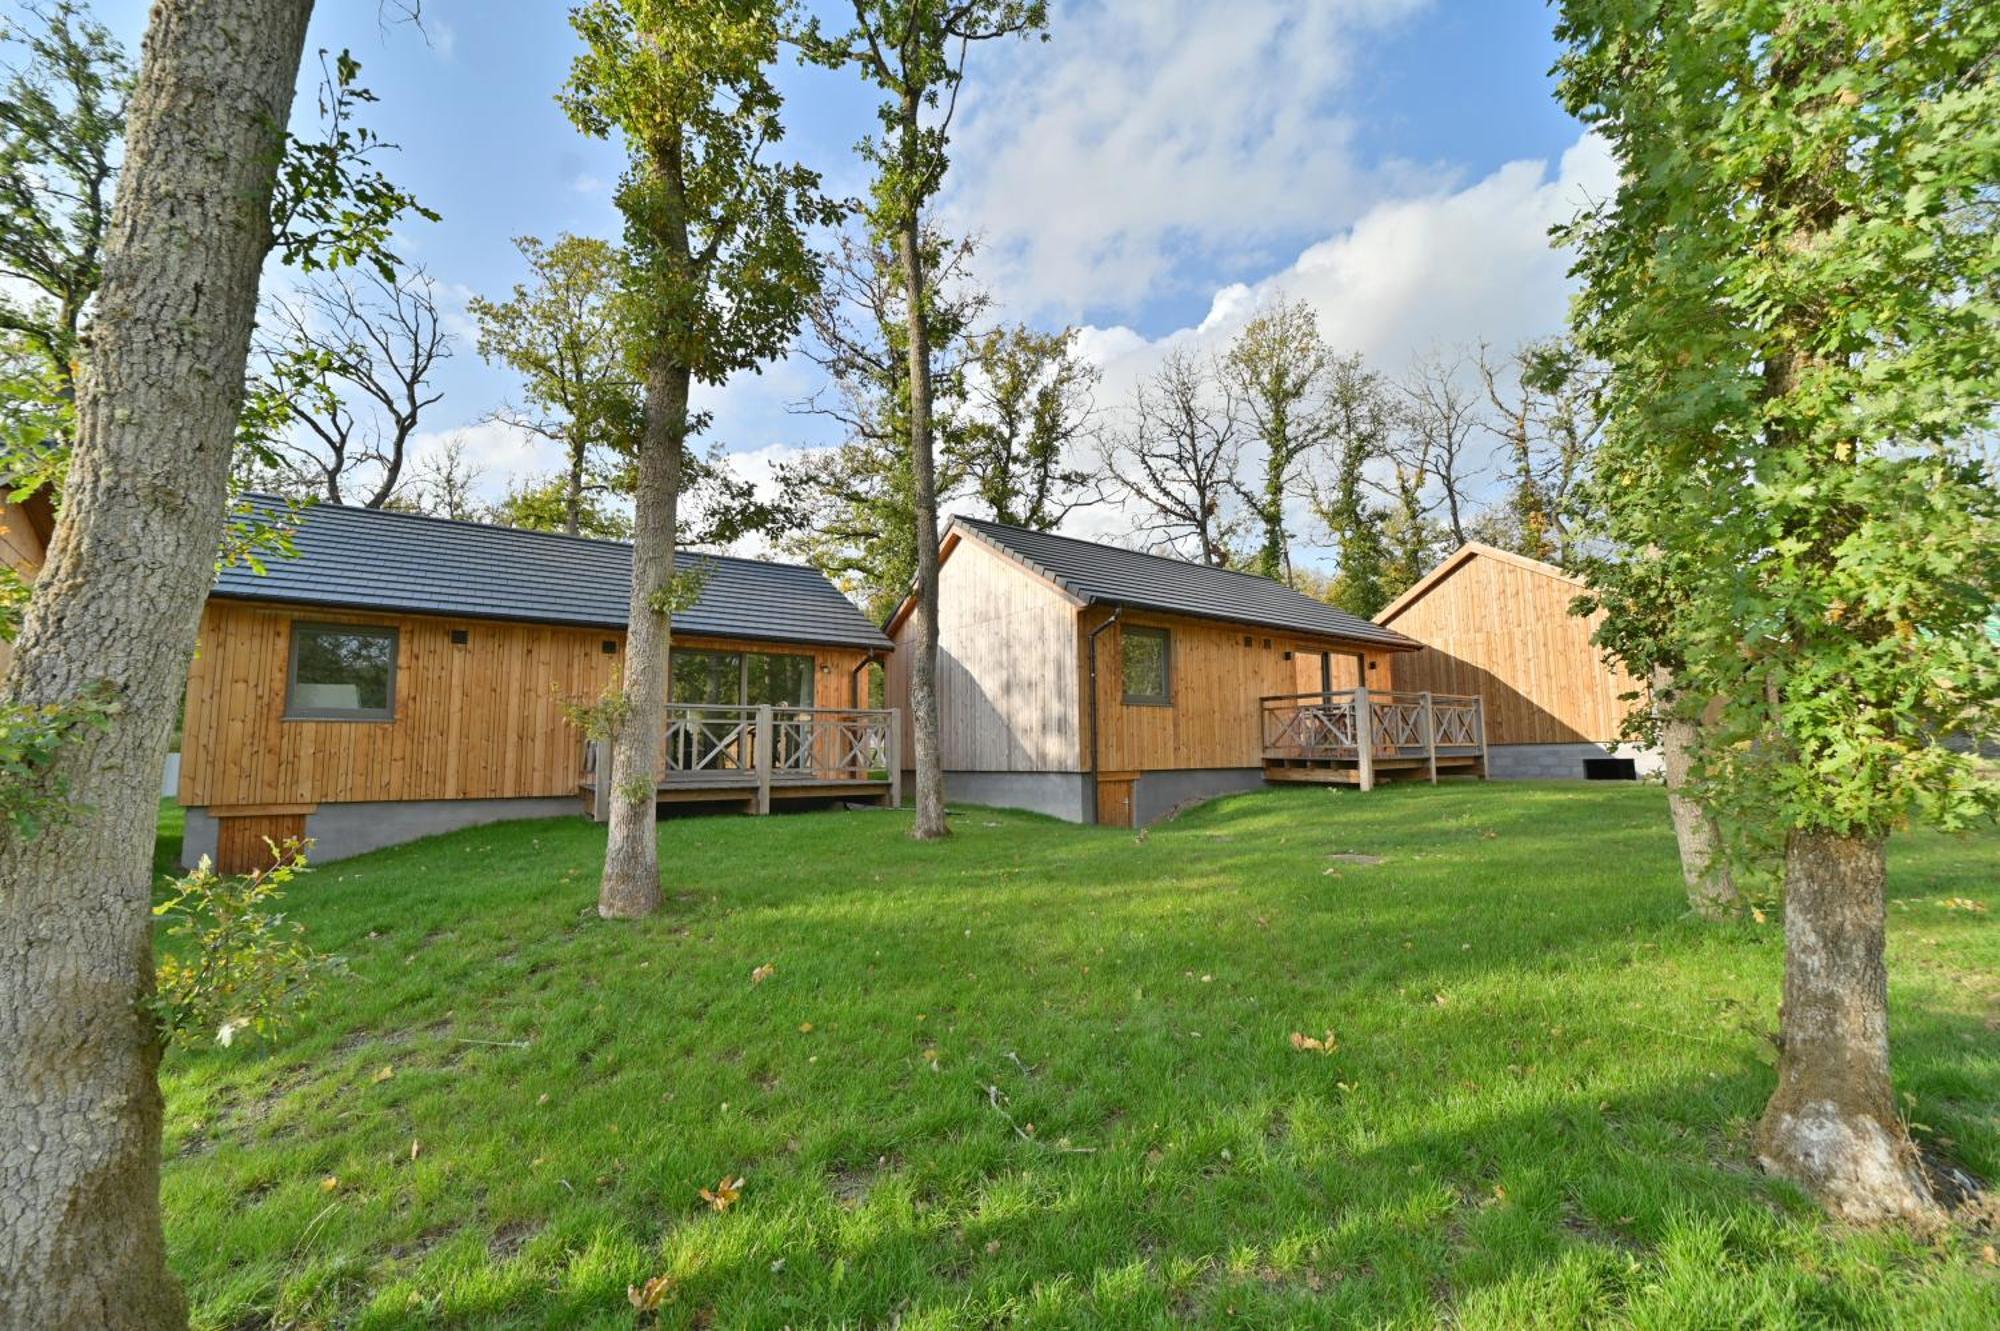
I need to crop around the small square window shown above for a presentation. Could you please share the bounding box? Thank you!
[1121,626,1171,706]
[450,628,469,645]
[602,639,619,655]
[286,623,396,720]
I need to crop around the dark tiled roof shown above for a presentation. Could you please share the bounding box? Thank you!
[214,496,891,650]
[948,516,1420,650]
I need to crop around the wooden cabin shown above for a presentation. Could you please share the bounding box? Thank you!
[179,498,895,871]
[0,490,55,674]
[1373,542,1656,779]
[882,517,1482,827]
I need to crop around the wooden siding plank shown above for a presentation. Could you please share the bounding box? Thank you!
[178,600,869,807]
[1381,552,1638,745]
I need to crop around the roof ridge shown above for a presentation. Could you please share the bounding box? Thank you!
[952,513,1321,592]
[243,493,826,573]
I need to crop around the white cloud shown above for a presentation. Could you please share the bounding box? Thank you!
[681,132,1616,565]
[944,0,1435,316]
[1062,131,1618,554]
[408,417,555,503]
[1088,133,1615,396]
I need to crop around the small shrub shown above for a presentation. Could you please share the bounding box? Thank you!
[150,839,341,1048]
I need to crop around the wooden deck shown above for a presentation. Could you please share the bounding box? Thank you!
[582,704,900,817]
[1261,688,1487,791]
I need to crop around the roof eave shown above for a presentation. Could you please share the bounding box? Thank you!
[207,588,894,652]
[1083,592,1422,651]
[1374,541,1582,627]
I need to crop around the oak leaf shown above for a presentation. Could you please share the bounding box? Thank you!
[628,1273,675,1312]
[698,1175,745,1212]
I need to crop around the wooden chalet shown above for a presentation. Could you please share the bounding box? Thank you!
[0,489,55,675]
[178,499,895,871]
[884,517,1488,827]
[1373,543,1655,780]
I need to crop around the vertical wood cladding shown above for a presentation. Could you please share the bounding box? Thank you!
[180,599,869,807]
[1379,549,1640,746]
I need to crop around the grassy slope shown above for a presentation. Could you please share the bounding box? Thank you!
[159,784,1999,1330]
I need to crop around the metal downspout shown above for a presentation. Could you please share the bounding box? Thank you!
[1085,606,1122,825]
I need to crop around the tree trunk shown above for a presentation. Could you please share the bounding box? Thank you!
[1650,665,1740,919]
[598,355,683,919]
[897,205,947,841]
[1756,829,1938,1224]
[565,438,587,537]
[0,4,313,1326]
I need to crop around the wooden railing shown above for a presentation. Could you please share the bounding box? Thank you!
[584,704,900,815]
[1260,688,1485,790]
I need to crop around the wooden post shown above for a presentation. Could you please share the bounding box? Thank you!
[589,739,610,822]
[754,705,773,815]
[888,708,903,810]
[1353,686,1375,792]
[1421,691,1437,785]
[1476,696,1490,780]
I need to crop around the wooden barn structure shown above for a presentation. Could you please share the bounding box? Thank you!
[884,517,1484,827]
[0,490,54,675]
[177,498,896,871]
[1373,542,1656,780]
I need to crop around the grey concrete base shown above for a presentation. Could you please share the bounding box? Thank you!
[182,796,588,869]
[927,770,1092,823]
[1133,768,1266,825]
[912,767,1263,826]
[1484,741,1661,781]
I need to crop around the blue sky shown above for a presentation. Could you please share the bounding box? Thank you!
[82,1,1604,553]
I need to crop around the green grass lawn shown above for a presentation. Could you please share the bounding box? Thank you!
[157,783,1999,1329]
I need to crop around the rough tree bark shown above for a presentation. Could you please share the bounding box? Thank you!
[1650,665,1739,919]
[597,112,692,920]
[598,355,684,919]
[896,142,947,842]
[0,3,314,1326]
[1757,831,1939,1223]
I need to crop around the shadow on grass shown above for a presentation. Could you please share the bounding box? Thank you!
[155,784,1999,1329]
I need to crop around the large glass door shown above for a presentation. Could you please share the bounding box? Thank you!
[668,649,815,771]
[670,650,814,706]
[746,652,814,708]
[671,650,745,705]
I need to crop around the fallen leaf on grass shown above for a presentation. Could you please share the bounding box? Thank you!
[628,1273,675,1312]
[797,1022,814,1033]
[1941,898,1988,913]
[750,963,776,984]
[1290,1030,1338,1054]
[320,1175,339,1192]
[409,1138,421,1161]
[1980,1244,1997,1266]
[698,1176,744,1212]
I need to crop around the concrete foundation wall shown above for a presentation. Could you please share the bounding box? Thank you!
[911,767,1265,826]
[1133,768,1266,826]
[182,796,588,870]
[1484,742,1661,781]
[181,807,220,867]
[924,770,1093,823]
